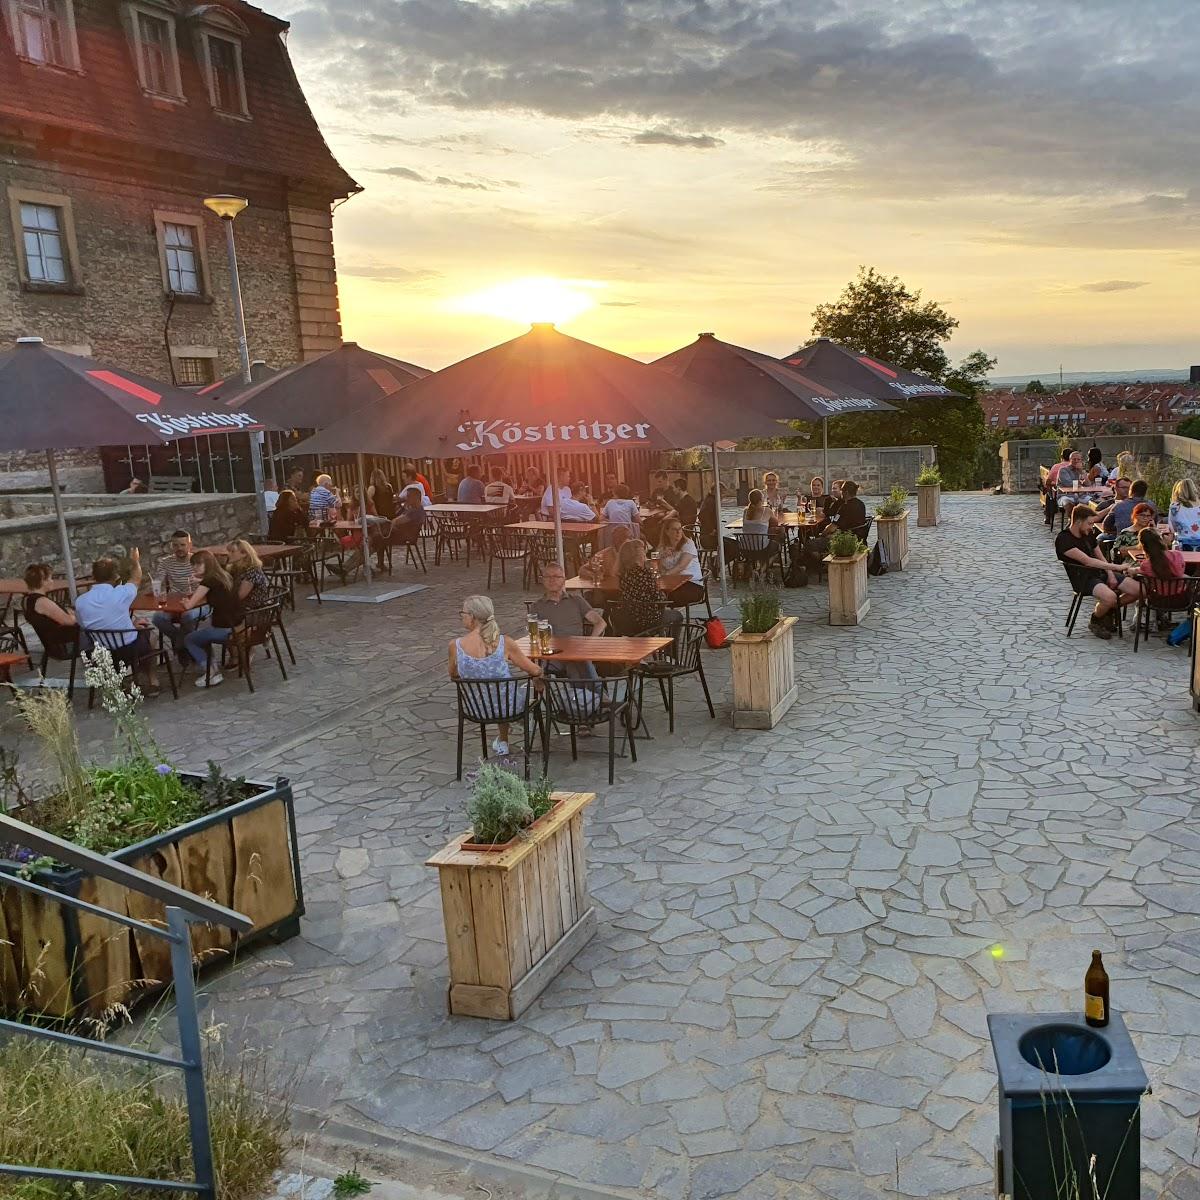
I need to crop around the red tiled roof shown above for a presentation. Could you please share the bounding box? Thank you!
[0,0,358,200]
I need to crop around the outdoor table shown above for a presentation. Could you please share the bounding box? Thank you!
[507,521,609,536]
[427,503,508,517]
[727,513,822,531]
[1059,485,1114,497]
[0,650,30,682]
[0,578,72,596]
[199,542,302,565]
[565,573,688,598]
[514,634,672,666]
[132,592,191,617]
[1121,549,1200,568]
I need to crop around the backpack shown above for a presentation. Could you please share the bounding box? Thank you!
[705,617,728,648]
[867,543,888,577]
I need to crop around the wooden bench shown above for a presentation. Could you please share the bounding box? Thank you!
[149,476,196,494]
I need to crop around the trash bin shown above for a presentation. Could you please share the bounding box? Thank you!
[987,1012,1147,1200]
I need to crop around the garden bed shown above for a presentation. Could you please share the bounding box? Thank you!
[0,773,303,1019]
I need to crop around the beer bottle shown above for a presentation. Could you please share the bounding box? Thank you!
[1084,950,1109,1028]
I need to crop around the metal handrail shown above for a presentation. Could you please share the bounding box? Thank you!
[0,814,253,1200]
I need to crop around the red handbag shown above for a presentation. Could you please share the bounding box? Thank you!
[705,617,728,648]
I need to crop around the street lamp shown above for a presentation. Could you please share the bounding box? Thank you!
[203,193,267,533]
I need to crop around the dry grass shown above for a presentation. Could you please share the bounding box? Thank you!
[0,1035,291,1199]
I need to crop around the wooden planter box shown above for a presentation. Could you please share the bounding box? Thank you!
[427,791,596,1020]
[917,483,940,527]
[875,510,911,571]
[729,617,798,729]
[0,776,303,1019]
[825,550,871,626]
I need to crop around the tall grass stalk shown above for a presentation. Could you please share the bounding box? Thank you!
[9,688,89,829]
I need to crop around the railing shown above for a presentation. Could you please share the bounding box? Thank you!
[0,813,253,1200]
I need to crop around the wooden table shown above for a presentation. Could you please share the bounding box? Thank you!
[0,578,71,596]
[507,521,609,537]
[0,650,30,682]
[1121,549,1200,567]
[428,503,508,517]
[1059,485,1114,497]
[727,514,822,531]
[514,634,672,666]
[565,573,688,597]
[200,542,302,564]
[132,592,192,617]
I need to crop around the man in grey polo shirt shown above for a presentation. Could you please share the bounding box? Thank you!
[531,562,606,689]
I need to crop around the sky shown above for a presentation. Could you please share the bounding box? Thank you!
[277,0,1199,376]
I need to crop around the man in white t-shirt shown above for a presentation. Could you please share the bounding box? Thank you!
[484,467,514,507]
[558,483,597,522]
[541,474,572,514]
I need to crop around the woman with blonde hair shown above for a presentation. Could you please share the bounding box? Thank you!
[226,539,272,609]
[447,594,543,756]
[1168,478,1200,549]
[182,550,242,688]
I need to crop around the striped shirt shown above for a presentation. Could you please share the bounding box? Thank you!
[309,486,338,521]
[158,554,194,594]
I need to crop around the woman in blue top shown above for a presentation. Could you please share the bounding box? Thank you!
[448,594,543,757]
[1168,478,1200,549]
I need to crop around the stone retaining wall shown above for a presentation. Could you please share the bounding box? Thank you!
[0,494,258,578]
[715,445,935,497]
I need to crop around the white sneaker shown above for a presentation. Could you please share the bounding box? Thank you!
[491,737,509,756]
[194,672,224,688]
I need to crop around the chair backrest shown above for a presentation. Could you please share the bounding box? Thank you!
[735,533,775,554]
[656,618,706,671]
[488,527,528,556]
[24,606,79,657]
[455,678,530,723]
[84,628,141,659]
[238,602,280,648]
[852,517,874,541]
[543,675,608,722]
[604,599,644,637]
[439,516,469,538]
[1139,573,1199,607]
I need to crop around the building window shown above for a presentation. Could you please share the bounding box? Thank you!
[7,0,79,68]
[153,211,210,300]
[8,188,80,289]
[203,32,247,115]
[124,2,182,98]
[164,222,200,294]
[175,356,215,386]
[20,202,67,283]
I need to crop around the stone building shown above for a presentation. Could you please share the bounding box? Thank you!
[0,0,358,488]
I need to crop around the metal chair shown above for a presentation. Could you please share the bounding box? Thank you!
[435,516,472,566]
[523,532,557,589]
[267,590,297,665]
[633,618,715,734]
[85,628,177,704]
[220,602,288,692]
[1132,574,1199,652]
[26,614,82,698]
[454,678,542,780]
[270,543,321,607]
[1061,564,1124,639]
[733,533,784,586]
[541,675,636,787]
[383,522,428,575]
[485,527,530,588]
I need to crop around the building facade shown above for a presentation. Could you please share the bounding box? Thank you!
[0,0,357,488]
[980,383,1200,438]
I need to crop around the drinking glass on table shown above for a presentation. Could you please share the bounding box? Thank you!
[150,576,162,603]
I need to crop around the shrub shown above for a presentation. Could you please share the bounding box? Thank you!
[0,1037,289,1200]
[916,463,943,486]
[739,590,781,635]
[465,762,556,845]
[875,484,909,518]
[829,530,867,558]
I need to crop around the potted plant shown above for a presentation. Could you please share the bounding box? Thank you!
[0,648,302,1020]
[426,763,596,1020]
[824,530,871,626]
[874,484,912,571]
[916,463,942,527]
[728,590,798,729]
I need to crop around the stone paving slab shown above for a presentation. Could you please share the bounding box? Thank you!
[7,494,1200,1200]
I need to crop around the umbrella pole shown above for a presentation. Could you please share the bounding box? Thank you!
[823,417,829,487]
[710,443,728,610]
[548,453,565,569]
[357,452,373,584]
[46,450,77,601]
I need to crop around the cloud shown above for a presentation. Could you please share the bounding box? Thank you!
[367,166,518,191]
[1079,280,1150,293]
[289,0,1200,206]
[631,129,724,149]
[339,262,442,284]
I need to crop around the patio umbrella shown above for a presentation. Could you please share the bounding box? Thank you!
[292,323,788,573]
[653,333,898,602]
[784,338,964,401]
[0,337,278,598]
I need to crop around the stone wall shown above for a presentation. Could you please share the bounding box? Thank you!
[714,445,936,497]
[0,494,258,579]
[999,435,1197,492]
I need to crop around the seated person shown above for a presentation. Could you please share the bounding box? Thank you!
[801,476,832,513]
[1086,446,1110,483]
[602,484,640,536]
[656,518,706,607]
[581,525,632,583]
[1096,477,1133,526]
[268,490,306,542]
[648,470,671,501]
[672,477,699,526]
[1055,451,1090,519]
[520,466,546,496]
[818,479,866,535]
[74,550,159,691]
[308,474,339,524]
[226,540,273,610]
[1054,505,1139,640]
[483,467,514,507]
[541,473,573,514]
[1136,527,1186,582]
[399,467,431,506]
[1168,478,1200,549]
[457,464,486,505]
[597,473,622,505]
[1110,502,1159,558]
[725,488,780,575]
[181,550,244,689]
[698,488,719,551]
[1043,448,1075,524]
[151,530,208,653]
[558,482,597,522]
[762,472,788,511]
[616,538,680,635]
[22,562,77,646]
[381,487,429,566]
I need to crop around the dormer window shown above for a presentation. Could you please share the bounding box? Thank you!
[123,1,183,99]
[3,0,80,69]
[190,6,250,117]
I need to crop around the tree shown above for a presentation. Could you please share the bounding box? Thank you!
[1025,379,1048,394]
[944,349,997,400]
[1177,415,1200,440]
[808,266,957,378]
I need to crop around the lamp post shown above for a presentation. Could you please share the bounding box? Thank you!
[203,194,267,534]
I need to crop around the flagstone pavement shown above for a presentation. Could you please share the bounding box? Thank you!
[12,493,1200,1200]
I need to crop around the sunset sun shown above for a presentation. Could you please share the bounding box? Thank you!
[449,277,603,328]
